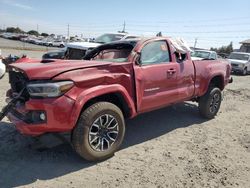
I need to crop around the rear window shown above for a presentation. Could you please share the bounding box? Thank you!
[65,48,86,60]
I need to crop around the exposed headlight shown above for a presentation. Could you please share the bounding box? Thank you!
[27,81,74,98]
[239,64,245,68]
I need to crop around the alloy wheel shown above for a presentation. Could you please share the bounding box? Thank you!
[88,114,119,152]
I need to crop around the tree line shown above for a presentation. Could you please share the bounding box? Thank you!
[1,27,52,37]
[210,42,233,54]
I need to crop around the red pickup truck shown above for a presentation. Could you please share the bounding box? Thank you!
[1,37,232,161]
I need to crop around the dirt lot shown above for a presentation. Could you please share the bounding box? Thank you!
[0,42,249,187]
[0,37,60,58]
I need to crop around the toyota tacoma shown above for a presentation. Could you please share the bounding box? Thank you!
[0,37,232,161]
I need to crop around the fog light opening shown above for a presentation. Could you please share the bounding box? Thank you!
[29,111,46,123]
[40,113,46,121]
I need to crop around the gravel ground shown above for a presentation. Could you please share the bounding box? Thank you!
[0,43,249,188]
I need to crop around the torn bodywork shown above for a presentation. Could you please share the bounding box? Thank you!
[0,70,29,121]
[0,88,25,121]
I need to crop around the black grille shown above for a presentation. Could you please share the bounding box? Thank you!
[9,71,27,93]
[9,71,29,101]
[231,64,238,67]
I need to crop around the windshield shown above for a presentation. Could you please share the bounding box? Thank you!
[191,51,210,59]
[95,34,125,44]
[84,41,137,63]
[229,53,249,61]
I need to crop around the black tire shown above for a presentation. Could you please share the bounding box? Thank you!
[59,44,64,48]
[72,102,125,161]
[198,87,222,119]
[242,68,247,76]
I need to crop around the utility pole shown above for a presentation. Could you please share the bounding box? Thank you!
[122,21,126,33]
[67,24,70,41]
[194,38,198,49]
[36,24,39,36]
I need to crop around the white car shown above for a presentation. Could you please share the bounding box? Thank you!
[65,33,138,59]
[52,40,65,48]
[45,40,65,48]
[0,50,6,78]
[34,39,44,45]
[191,50,217,60]
[228,52,250,75]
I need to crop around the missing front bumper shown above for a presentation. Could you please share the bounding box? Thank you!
[0,89,25,121]
[9,109,47,124]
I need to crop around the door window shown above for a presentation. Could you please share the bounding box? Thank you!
[140,41,170,65]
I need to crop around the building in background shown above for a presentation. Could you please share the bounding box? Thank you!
[240,39,250,53]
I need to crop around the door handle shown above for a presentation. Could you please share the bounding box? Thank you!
[167,69,176,74]
[166,69,176,78]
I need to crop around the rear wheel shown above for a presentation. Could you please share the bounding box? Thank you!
[72,102,125,161]
[198,87,222,119]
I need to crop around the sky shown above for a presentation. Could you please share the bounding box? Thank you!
[0,0,250,49]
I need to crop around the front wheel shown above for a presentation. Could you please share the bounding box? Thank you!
[72,102,125,161]
[198,87,222,119]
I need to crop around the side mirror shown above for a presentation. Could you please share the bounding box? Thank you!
[175,52,186,63]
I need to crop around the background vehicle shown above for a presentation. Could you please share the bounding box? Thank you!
[44,40,64,47]
[191,50,218,60]
[228,52,250,75]
[42,49,66,59]
[94,33,138,43]
[1,37,232,161]
[0,50,6,78]
[65,33,138,59]
[52,40,65,48]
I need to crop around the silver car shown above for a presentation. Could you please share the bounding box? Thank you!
[228,52,250,75]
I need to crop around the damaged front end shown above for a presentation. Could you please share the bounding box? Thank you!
[0,70,28,120]
[1,67,76,136]
[0,88,25,121]
[0,70,46,124]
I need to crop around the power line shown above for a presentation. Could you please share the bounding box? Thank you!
[69,24,123,29]
[124,16,250,24]
[126,28,250,34]
[184,22,250,28]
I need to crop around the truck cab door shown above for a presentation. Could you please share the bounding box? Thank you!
[133,40,195,113]
[133,40,179,113]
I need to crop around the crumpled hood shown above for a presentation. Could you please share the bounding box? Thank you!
[9,59,111,80]
[228,59,248,65]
